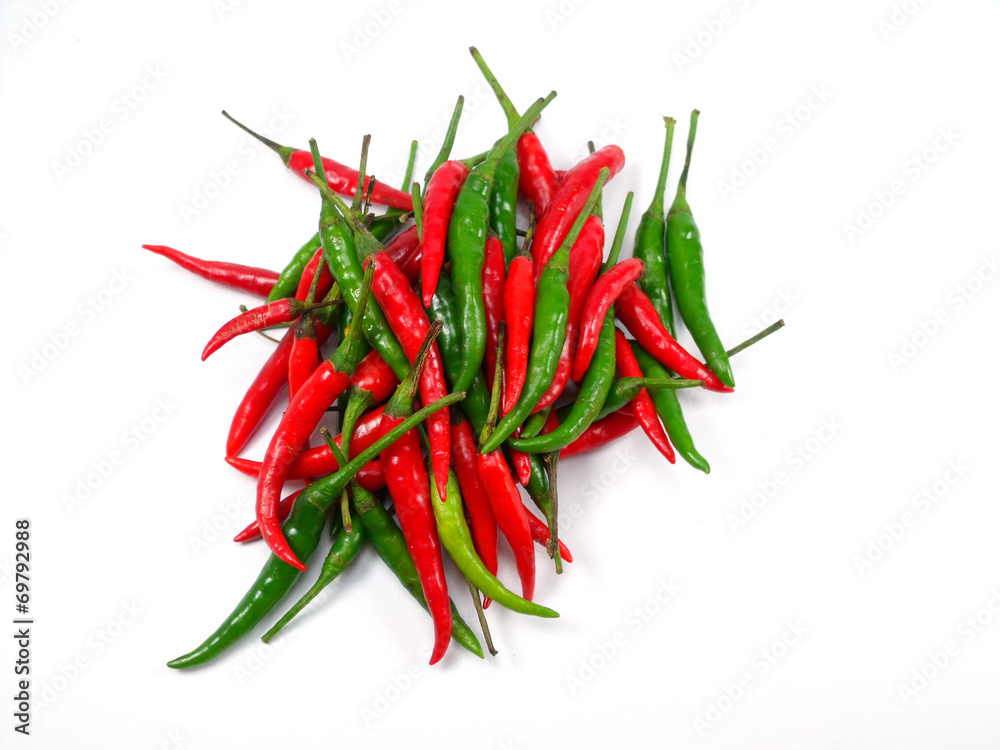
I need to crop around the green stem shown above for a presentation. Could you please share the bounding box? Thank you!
[601,191,635,273]
[726,319,784,358]
[466,578,498,656]
[424,96,465,183]
[678,109,700,195]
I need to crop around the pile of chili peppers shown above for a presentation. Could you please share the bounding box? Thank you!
[153,49,782,668]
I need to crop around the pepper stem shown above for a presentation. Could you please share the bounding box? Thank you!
[587,141,604,220]
[221,110,295,166]
[726,319,784,357]
[304,158,385,261]
[330,263,374,373]
[383,321,443,419]
[424,95,465,183]
[678,109,699,195]
[468,47,520,127]
[601,191,635,273]
[318,428,358,532]
[649,117,676,218]
[466,577,498,656]
[543,451,562,573]
[352,135,371,213]
[477,92,556,182]
[480,322,506,444]
[411,181,424,241]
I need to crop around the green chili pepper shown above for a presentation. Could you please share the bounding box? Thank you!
[629,342,710,474]
[666,110,735,388]
[430,470,558,618]
[560,376,702,425]
[479,168,609,454]
[509,310,616,453]
[261,507,365,642]
[634,116,676,332]
[447,92,556,393]
[268,234,322,302]
[490,146,520,267]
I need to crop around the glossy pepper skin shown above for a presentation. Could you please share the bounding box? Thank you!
[666,110,735,388]
[572,258,646,380]
[489,147,520,266]
[502,249,535,415]
[201,297,333,361]
[482,236,506,394]
[226,325,294,456]
[268,234,323,302]
[451,415,498,579]
[420,161,468,306]
[142,244,279,297]
[561,409,640,458]
[614,330,675,463]
[477,449,536,600]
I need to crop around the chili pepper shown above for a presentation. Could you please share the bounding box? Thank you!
[561,409,640,458]
[510,407,554,485]
[530,146,626,278]
[510,309,616,454]
[351,351,399,404]
[531,214,605,412]
[429,468,557,618]
[469,47,559,214]
[572,259,646,380]
[589,376,703,422]
[261,506,364,641]
[420,98,469,307]
[384,224,423,285]
[254,267,374,570]
[142,244,279,297]
[268,234,323,302]
[524,504,573,562]
[501,244,535,416]
[306,147,453,505]
[490,147,520,266]
[446,93,557,393]
[201,292,338,361]
[482,236,506,394]
[633,116,677,332]
[293,248,335,301]
[615,284,732,392]
[479,169,609,454]
[167,389,463,668]
[451,414,498,581]
[226,325,294,456]
[221,111,413,211]
[666,110,735,388]
[375,323,453,664]
[614,330,675,462]
[288,314,320,397]
[478,328,536,600]
[629,342,709,473]
[233,489,302,543]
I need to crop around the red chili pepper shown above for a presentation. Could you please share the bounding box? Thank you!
[384,225,423,285]
[201,297,331,361]
[524,504,573,563]
[477,450,536,601]
[572,259,646,380]
[561,408,640,458]
[531,145,625,277]
[233,489,301,543]
[553,169,566,182]
[615,285,731,392]
[482,236,506,394]
[501,249,535,416]
[142,244,279,297]
[420,161,468,306]
[517,133,559,213]
[350,351,399,405]
[288,315,320,398]
[532,215,604,413]
[450,416,498,579]
[613,330,676,463]
[293,248,334,301]
[226,326,294,456]
[226,406,387,480]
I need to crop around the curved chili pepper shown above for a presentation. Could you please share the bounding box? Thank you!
[430,469,558,618]
[376,324,453,664]
[524,504,573,562]
[572,259,646,380]
[531,146,626,278]
[446,93,557,393]
[614,330,675,463]
[384,224,423,285]
[142,244,279,297]
[469,47,559,214]
[233,488,302,543]
[254,268,374,570]
[479,170,609,454]
[202,295,336,361]
[293,248,335,301]
[482,236,506,394]
[226,326,293,456]
[221,111,413,211]
[666,110,734,388]
[532,214,605,412]
[451,414,498,580]
[167,389,465,669]
[616,285,731,392]
[502,247,535,415]
[561,409,640,458]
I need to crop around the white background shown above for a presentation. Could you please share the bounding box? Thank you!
[3,0,1000,747]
